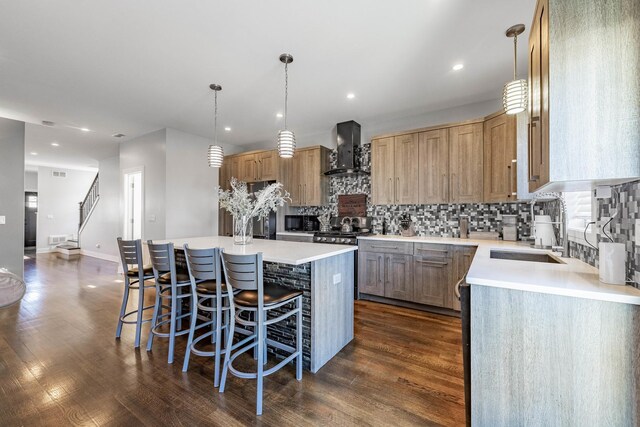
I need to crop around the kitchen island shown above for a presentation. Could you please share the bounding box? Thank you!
[155,236,356,373]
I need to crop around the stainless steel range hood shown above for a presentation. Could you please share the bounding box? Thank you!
[324,120,370,177]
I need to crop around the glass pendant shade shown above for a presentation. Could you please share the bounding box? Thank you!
[208,144,224,167]
[503,79,528,114]
[277,130,295,158]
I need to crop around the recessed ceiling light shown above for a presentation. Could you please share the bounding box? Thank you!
[30,152,38,156]
[276,113,283,118]
[347,93,355,99]
[80,127,90,132]
[51,142,59,147]
[452,63,464,71]
[224,127,231,132]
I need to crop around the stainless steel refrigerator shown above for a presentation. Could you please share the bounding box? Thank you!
[248,181,277,240]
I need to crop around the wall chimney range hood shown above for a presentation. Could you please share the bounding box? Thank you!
[324,120,370,177]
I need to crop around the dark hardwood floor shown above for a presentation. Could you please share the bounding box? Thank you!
[0,254,465,426]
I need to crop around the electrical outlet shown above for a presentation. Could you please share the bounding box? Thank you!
[47,214,54,219]
[333,273,341,285]
[0,215,5,225]
[95,243,101,249]
[636,219,640,246]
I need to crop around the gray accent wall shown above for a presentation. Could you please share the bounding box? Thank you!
[0,118,25,278]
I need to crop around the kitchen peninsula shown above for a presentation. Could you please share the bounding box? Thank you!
[156,236,356,373]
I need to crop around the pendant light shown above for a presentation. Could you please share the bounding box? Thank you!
[503,24,528,115]
[277,53,295,158]
[207,83,224,168]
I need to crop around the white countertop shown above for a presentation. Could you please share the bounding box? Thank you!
[156,236,355,265]
[358,235,640,305]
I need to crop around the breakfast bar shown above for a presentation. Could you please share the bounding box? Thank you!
[156,236,356,373]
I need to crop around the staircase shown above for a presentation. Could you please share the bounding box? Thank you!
[75,173,100,248]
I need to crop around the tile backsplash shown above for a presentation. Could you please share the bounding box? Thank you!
[298,144,543,239]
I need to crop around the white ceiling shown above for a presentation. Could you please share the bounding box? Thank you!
[0,0,536,168]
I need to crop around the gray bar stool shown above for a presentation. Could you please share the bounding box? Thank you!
[146,241,192,364]
[219,251,303,416]
[115,238,155,348]
[182,244,233,387]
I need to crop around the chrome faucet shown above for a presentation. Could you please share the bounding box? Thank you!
[530,192,570,258]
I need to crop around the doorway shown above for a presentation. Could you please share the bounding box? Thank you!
[123,169,143,240]
[24,191,37,249]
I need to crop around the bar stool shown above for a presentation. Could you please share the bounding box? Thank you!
[146,241,192,364]
[182,245,233,387]
[219,251,303,415]
[115,238,156,348]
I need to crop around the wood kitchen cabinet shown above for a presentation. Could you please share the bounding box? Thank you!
[371,135,419,205]
[281,146,330,207]
[418,129,449,204]
[358,251,385,296]
[528,0,549,192]
[256,150,278,181]
[239,154,258,183]
[413,244,453,307]
[483,112,517,202]
[449,123,484,203]
[384,254,414,301]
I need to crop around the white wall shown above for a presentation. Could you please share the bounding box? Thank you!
[119,129,167,240]
[165,128,219,238]
[24,170,37,191]
[79,156,120,261]
[0,118,25,277]
[36,166,95,252]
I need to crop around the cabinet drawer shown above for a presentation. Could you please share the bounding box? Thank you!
[414,243,453,259]
[359,240,413,255]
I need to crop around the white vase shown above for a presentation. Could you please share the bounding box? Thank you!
[233,215,253,245]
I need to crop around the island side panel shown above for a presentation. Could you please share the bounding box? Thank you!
[263,261,312,371]
[471,284,640,426]
[310,251,355,373]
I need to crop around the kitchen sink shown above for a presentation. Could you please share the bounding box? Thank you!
[490,250,563,264]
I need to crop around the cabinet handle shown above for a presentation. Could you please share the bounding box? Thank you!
[416,259,448,266]
[451,173,457,202]
[416,248,448,253]
[377,255,382,283]
[442,173,447,201]
[388,178,393,204]
[396,177,399,204]
[303,184,307,205]
[370,245,398,250]
[454,277,465,299]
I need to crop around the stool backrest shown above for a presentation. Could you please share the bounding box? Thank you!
[147,240,175,275]
[117,237,143,275]
[184,245,220,282]
[220,251,262,291]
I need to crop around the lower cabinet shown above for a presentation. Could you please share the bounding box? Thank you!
[413,256,452,307]
[358,241,477,312]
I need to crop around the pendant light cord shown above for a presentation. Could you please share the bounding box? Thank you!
[513,33,518,79]
[284,61,289,130]
[214,89,218,144]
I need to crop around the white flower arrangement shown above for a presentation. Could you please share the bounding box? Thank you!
[218,178,290,220]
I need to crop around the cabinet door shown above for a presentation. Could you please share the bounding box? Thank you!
[303,148,321,206]
[358,252,384,296]
[371,138,395,205]
[484,113,517,202]
[384,254,414,301]
[240,154,257,183]
[528,0,549,192]
[413,257,451,307]
[257,150,279,181]
[449,123,483,203]
[418,129,449,204]
[394,134,419,204]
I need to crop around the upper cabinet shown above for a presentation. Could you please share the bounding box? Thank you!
[449,123,484,203]
[256,150,279,181]
[220,149,280,185]
[371,135,419,205]
[418,129,449,204]
[527,0,639,191]
[528,0,549,192]
[282,146,330,207]
[484,112,517,202]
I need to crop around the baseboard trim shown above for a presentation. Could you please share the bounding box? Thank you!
[359,293,461,318]
[80,249,119,264]
[36,248,55,254]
